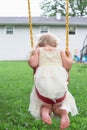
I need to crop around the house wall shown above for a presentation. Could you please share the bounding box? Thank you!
[0,24,87,60]
[69,26,87,56]
[48,25,87,56]
[0,25,30,61]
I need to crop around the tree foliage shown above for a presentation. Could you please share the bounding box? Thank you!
[40,0,87,16]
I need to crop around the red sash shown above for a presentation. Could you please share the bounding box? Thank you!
[35,88,66,104]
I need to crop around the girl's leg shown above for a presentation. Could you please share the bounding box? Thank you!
[53,104,70,130]
[40,105,52,125]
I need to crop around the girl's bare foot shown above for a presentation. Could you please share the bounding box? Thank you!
[52,105,70,130]
[40,106,52,125]
[60,110,70,130]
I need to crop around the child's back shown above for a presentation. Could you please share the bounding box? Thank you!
[34,46,68,100]
[39,48,63,67]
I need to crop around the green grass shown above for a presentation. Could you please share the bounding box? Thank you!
[0,61,87,130]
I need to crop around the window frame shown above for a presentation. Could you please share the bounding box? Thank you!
[40,26,48,33]
[69,26,76,35]
[6,26,14,35]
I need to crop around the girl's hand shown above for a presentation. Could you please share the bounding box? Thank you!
[30,48,39,56]
[65,50,72,58]
[61,50,73,70]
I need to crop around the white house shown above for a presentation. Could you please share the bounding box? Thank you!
[0,16,87,61]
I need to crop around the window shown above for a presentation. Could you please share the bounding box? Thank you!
[6,26,13,34]
[69,26,76,35]
[40,26,48,33]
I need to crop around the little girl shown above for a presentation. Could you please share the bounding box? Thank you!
[28,33,78,130]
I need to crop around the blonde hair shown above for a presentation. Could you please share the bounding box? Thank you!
[37,33,59,47]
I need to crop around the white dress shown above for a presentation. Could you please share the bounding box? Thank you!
[28,48,78,119]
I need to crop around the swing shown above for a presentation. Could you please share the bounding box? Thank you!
[27,0,69,52]
[80,35,87,63]
[28,1,78,124]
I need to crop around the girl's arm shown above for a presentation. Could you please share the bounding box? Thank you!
[28,48,39,68]
[61,50,73,70]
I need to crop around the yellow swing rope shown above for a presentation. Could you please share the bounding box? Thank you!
[27,0,34,48]
[66,0,69,52]
[27,0,69,51]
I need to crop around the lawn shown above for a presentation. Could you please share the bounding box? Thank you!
[0,61,87,130]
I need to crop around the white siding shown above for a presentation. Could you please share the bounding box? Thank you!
[0,24,87,60]
[48,26,87,56]
[69,26,87,56]
[0,25,30,61]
